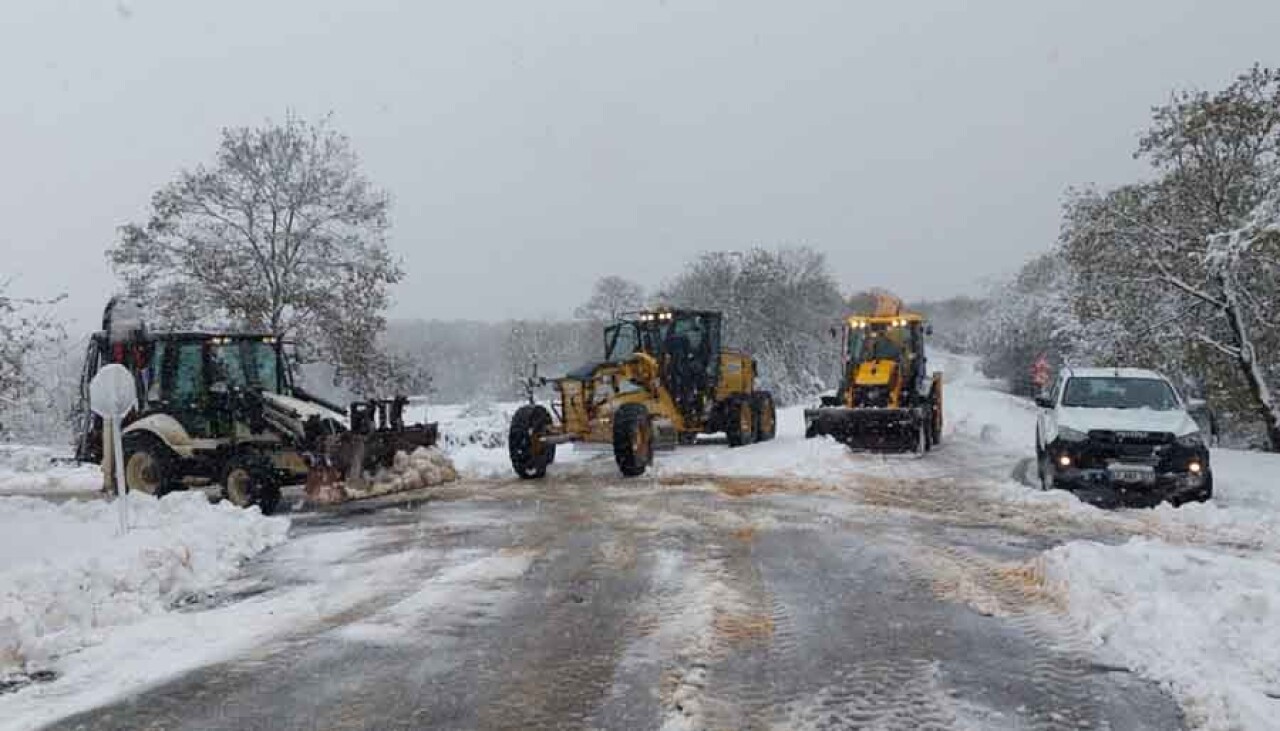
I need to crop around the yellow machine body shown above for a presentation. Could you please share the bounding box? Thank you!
[509,309,777,479]
[805,293,943,452]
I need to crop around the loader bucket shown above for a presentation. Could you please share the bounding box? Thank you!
[805,407,919,451]
[304,422,444,504]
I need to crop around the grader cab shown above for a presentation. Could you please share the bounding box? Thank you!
[509,309,776,478]
[805,293,943,452]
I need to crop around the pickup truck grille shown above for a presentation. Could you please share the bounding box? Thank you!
[1087,430,1174,446]
[1078,430,1176,468]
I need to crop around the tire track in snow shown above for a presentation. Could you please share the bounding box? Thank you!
[898,542,1103,731]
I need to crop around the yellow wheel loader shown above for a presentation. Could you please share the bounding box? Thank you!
[804,293,942,452]
[509,309,776,479]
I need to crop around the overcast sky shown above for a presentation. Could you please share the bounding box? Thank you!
[3,0,1278,330]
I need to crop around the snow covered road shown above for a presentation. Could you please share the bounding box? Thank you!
[32,472,1183,731]
[4,353,1278,730]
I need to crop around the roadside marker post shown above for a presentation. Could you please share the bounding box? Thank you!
[89,364,139,535]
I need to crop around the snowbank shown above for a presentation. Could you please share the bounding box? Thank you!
[0,445,101,496]
[0,492,288,681]
[1045,538,1280,731]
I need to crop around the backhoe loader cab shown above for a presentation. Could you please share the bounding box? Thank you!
[805,295,943,452]
[74,299,438,512]
[510,308,775,479]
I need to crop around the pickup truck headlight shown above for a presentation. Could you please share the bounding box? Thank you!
[1057,426,1088,443]
[1177,431,1205,448]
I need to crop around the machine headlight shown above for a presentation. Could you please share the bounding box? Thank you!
[1177,431,1205,448]
[1057,426,1088,443]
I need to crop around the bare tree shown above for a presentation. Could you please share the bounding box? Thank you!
[108,114,402,389]
[575,275,646,322]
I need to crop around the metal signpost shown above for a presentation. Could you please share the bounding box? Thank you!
[89,364,138,534]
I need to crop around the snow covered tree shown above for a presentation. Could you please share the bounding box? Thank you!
[977,254,1083,395]
[575,275,646,322]
[660,247,845,403]
[108,114,402,391]
[1058,66,1280,448]
[0,283,66,438]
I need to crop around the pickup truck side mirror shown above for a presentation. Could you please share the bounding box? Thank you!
[1186,397,1208,412]
[1034,396,1054,409]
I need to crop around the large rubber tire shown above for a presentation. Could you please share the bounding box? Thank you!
[752,392,777,442]
[913,416,929,455]
[725,396,757,448]
[509,405,554,480]
[930,393,943,446]
[220,451,281,515]
[613,403,654,477]
[122,433,176,497]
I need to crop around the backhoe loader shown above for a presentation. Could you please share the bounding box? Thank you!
[509,309,775,478]
[73,298,442,512]
[805,293,942,452]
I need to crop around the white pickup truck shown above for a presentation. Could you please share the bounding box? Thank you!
[1035,367,1211,507]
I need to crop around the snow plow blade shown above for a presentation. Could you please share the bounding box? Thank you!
[804,407,919,451]
[304,423,457,505]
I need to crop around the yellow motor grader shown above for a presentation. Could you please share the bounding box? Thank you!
[804,293,943,452]
[509,309,776,478]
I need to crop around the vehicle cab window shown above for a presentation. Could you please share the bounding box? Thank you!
[170,342,204,406]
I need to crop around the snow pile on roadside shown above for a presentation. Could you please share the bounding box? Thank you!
[1045,538,1280,731]
[0,492,289,680]
[0,445,101,495]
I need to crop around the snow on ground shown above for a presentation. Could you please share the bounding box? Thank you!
[0,492,288,689]
[1045,539,1280,731]
[0,445,101,496]
[0,516,459,731]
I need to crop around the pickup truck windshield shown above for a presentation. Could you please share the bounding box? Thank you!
[1062,377,1179,410]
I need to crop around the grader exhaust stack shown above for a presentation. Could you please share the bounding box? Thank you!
[805,293,943,453]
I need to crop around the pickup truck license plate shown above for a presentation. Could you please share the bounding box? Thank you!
[1109,464,1156,484]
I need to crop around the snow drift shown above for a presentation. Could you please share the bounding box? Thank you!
[0,492,288,681]
[1045,538,1280,731]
